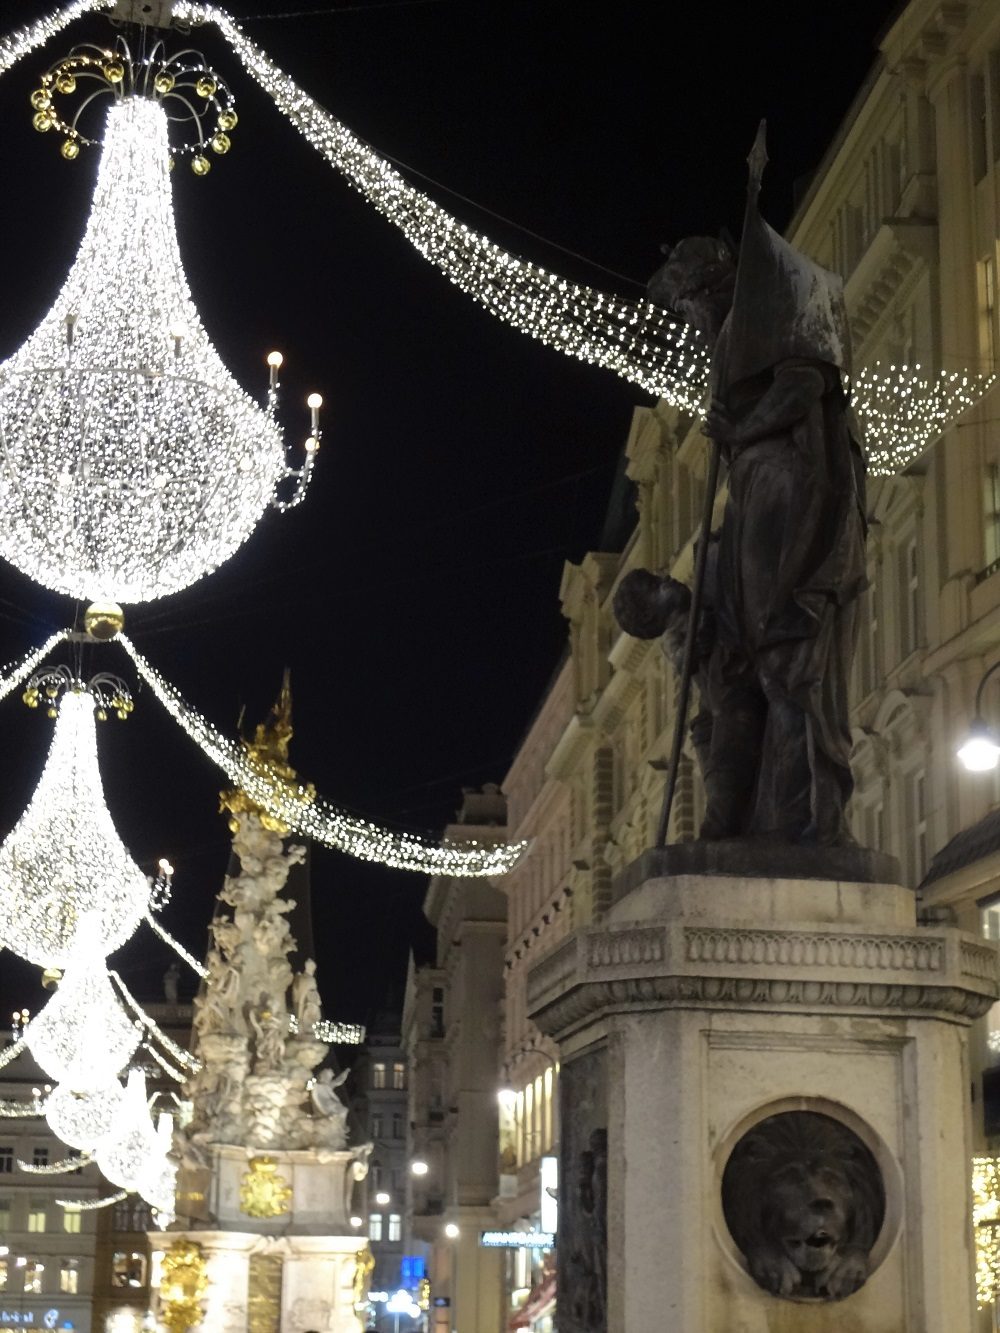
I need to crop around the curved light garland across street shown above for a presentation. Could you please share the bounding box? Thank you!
[118,632,526,876]
[0,687,151,967]
[0,5,995,474]
[0,94,290,603]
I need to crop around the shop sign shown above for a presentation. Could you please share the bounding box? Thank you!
[479,1231,555,1249]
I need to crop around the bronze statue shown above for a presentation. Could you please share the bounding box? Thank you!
[633,124,867,845]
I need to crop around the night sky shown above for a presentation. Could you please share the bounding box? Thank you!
[0,0,899,1026]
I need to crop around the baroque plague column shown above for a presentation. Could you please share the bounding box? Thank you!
[157,680,373,1333]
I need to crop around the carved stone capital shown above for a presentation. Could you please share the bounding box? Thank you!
[527,889,999,1039]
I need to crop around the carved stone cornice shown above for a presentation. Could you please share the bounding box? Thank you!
[527,912,998,1038]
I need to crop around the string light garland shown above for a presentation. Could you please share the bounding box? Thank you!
[974,1155,1000,1309]
[0,1036,28,1071]
[144,910,208,979]
[0,1098,44,1118]
[56,1189,129,1211]
[0,92,313,605]
[171,3,711,414]
[0,687,151,967]
[110,968,202,1071]
[17,1150,90,1173]
[118,632,526,876]
[168,3,997,464]
[142,1040,191,1084]
[287,1014,365,1044]
[0,0,112,82]
[852,364,998,476]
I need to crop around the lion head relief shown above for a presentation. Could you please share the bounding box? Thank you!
[721,1110,885,1302]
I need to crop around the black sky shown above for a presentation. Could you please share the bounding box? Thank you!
[0,0,899,1024]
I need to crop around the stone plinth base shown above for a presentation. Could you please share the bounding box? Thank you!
[156,1229,364,1333]
[528,873,999,1333]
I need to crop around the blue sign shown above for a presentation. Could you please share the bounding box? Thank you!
[400,1254,426,1286]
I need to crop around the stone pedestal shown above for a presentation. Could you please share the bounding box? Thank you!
[527,873,1000,1333]
[162,1146,367,1332]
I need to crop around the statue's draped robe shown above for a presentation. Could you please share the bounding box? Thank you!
[707,329,867,840]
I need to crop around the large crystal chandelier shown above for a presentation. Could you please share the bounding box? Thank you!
[0,684,150,966]
[0,85,309,604]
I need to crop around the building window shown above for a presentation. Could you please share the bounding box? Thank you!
[904,768,928,884]
[392,1062,406,1090]
[388,1214,402,1242]
[0,1258,6,1291]
[980,252,997,365]
[0,1146,12,1174]
[24,1261,44,1295]
[391,1112,403,1139]
[371,1114,383,1139]
[985,464,1000,571]
[372,1063,386,1090]
[28,1199,47,1233]
[431,987,444,1037]
[371,1159,382,1190]
[899,538,920,659]
[63,1207,81,1235]
[31,1146,48,1168]
[59,1261,79,1294]
[0,1197,10,1232]
[111,1252,147,1289]
[369,1213,383,1242]
[973,69,990,181]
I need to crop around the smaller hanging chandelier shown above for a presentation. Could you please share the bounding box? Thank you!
[26,922,140,1089]
[0,677,149,967]
[46,1079,126,1151]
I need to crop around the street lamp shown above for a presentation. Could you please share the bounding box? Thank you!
[375,1191,391,1206]
[443,1223,460,1239]
[410,1160,429,1176]
[958,661,1000,772]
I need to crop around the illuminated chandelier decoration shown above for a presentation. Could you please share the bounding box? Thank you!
[0,40,317,607]
[25,922,141,1088]
[0,677,151,966]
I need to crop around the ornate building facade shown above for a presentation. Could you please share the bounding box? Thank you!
[402,787,507,1333]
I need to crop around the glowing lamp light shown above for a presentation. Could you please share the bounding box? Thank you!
[375,1190,390,1205]
[410,1159,429,1176]
[958,719,1000,773]
[0,96,302,604]
[0,688,150,967]
[497,1087,517,1109]
[349,1215,363,1228]
[444,1222,460,1239]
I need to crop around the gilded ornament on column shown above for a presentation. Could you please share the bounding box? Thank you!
[159,1238,208,1333]
[220,670,315,834]
[240,1155,293,1217]
[353,1246,375,1317]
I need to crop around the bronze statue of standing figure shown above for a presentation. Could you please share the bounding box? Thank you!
[624,125,867,846]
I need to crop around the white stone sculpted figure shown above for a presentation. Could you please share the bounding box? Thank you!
[310,1067,349,1149]
[293,958,323,1034]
